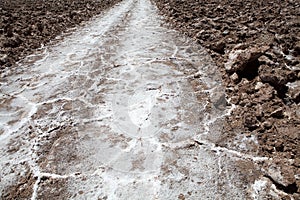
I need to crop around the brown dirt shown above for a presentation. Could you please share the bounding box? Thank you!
[0,0,122,69]
[1,0,299,198]
[153,0,299,197]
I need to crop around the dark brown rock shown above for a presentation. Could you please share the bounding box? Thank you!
[225,45,269,73]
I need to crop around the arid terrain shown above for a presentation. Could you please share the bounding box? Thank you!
[153,0,300,197]
[0,0,122,69]
[0,0,299,199]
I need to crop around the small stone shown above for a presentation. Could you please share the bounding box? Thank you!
[222,30,229,35]
[178,194,185,200]
[262,120,273,129]
[258,55,274,65]
[230,72,239,83]
[225,45,269,73]
[78,190,84,195]
[255,81,264,90]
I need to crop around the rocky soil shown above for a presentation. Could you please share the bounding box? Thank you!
[153,0,300,198]
[0,0,299,199]
[0,0,122,69]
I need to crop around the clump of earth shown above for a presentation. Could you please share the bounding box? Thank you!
[153,0,299,197]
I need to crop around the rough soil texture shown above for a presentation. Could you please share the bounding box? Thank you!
[153,0,300,198]
[0,0,299,199]
[0,0,122,69]
[1,0,269,198]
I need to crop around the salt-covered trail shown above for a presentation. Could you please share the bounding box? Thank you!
[0,0,265,199]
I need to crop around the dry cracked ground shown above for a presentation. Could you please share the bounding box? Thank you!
[0,0,299,199]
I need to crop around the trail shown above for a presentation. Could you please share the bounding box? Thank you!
[0,0,265,199]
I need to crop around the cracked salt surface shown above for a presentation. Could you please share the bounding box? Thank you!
[0,0,271,199]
